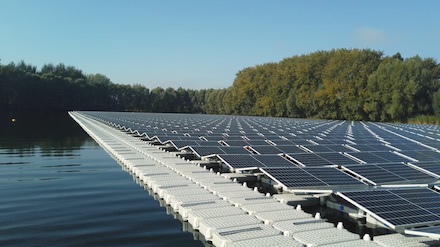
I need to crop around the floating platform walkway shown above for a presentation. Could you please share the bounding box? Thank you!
[69,111,438,247]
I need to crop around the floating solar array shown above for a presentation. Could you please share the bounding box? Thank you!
[79,111,440,235]
[82,111,440,179]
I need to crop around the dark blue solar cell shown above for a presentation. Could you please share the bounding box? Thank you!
[409,162,440,177]
[217,154,261,169]
[302,145,333,153]
[223,140,249,147]
[345,152,389,164]
[167,140,200,149]
[260,167,327,188]
[190,146,224,157]
[399,151,438,162]
[302,167,363,186]
[286,153,334,167]
[275,145,305,154]
[250,145,283,154]
[220,146,251,155]
[253,155,294,167]
[317,153,359,166]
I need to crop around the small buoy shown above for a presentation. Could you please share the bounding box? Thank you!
[11,118,16,122]
[337,222,344,229]
[315,212,321,219]
[363,234,371,241]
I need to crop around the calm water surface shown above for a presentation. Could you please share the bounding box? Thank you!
[0,112,205,247]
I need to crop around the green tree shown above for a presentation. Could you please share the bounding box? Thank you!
[433,89,440,116]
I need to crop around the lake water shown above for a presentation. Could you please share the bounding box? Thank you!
[0,112,206,247]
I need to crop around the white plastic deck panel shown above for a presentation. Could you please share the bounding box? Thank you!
[150,180,196,194]
[291,227,360,246]
[255,209,312,226]
[167,192,221,211]
[69,112,368,247]
[226,194,277,207]
[373,233,440,247]
[186,206,247,228]
[230,235,304,247]
[210,224,282,247]
[240,201,296,216]
[320,239,382,247]
[216,190,269,200]
[178,199,232,219]
[272,218,335,237]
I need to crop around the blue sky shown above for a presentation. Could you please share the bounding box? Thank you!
[1,0,439,89]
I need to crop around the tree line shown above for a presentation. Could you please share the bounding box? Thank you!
[225,49,440,122]
[0,61,209,113]
[1,48,440,123]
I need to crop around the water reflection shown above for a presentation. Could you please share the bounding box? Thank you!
[0,111,91,153]
[0,113,204,247]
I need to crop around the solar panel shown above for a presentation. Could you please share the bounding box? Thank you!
[219,146,251,155]
[398,151,438,162]
[222,140,249,147]
[408,162,440,178]
[249,145,283,154]
[324,145,353,153]
[289,139,313,145]
[189,146,224,157]
[196,140,221,146]
[302,145,334,153]
[419,150,440,160]
[337,188,440,229]
[260,167,364,190]
[317,152,360,166]
[303,167,364,186]
[343,163,437,185]
[349,144,382,152]
[166,140,200,149]
[275,145,305,154]
[260,167,329,188]
[268,140,294,146]
[312,139,337,145]
[285,153,334,167]
[390,143,429,151]
[217,154,261,170]
[246,140,270,146]
[253,155,295,168]
[345,152,390,164]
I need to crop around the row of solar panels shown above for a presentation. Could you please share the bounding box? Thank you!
[84,112,440,155]
[78,111,440,235]
[81,111,440,177]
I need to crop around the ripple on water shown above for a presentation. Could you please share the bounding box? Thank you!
[0,112,204,247]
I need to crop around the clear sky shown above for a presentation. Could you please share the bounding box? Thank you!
[1,0,439,89]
